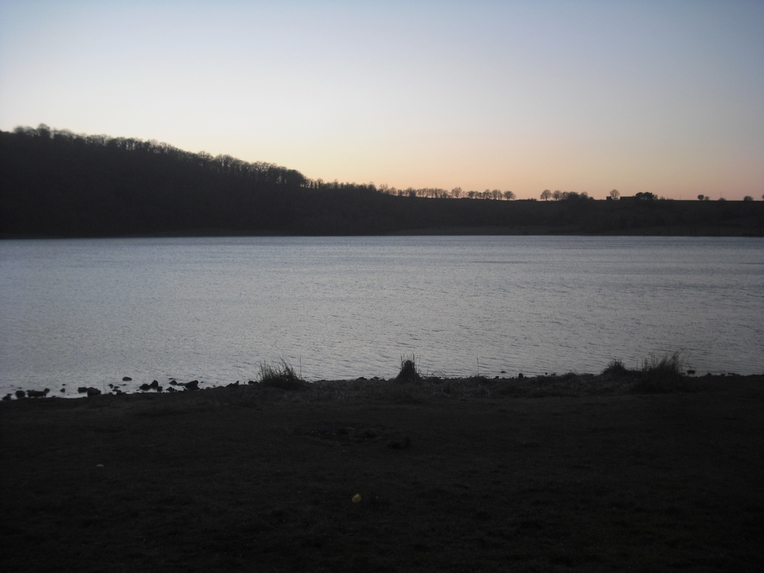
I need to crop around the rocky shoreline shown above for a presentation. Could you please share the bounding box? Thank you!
[4,366,761,402]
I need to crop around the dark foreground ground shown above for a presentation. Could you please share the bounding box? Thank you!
[2,374,763,572]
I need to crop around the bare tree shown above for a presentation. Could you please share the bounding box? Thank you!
[609,189,620,200]
[540,189,552,201]
[553,190,561,201]
[504,190,516,200]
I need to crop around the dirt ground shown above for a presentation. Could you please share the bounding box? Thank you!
[2,374,763,572]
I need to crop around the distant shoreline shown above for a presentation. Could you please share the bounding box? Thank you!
[3,225,764,239]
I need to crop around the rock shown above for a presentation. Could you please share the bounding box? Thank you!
[60,388,66,393]
[15,390,26,399]
[169,379,199,390]
[26,389,50,398]
[139,380,162,392]
[122,377,132,381]
[77,387,88,393]
[2,393,12,401]
[86,388,101,397]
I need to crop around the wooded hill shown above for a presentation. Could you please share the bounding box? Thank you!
[2,126,762,237]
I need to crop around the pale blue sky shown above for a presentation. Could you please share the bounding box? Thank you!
[1,0,762,199]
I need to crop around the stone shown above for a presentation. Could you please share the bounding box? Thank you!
[26,389,49,398]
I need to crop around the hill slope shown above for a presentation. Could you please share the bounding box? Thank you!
[2,127,762,237]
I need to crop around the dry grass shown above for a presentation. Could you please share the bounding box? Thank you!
[213,354,700,408]
[258,359,307,391]
[632,352,690,393]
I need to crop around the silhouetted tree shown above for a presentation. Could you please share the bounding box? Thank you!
[540,189,552,201]
[561,191,591,201]
[743,195,753,201]
[609,189,620,200]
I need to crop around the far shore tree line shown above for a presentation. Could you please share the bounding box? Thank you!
[9,125,761,204]
[331,184,761,203]
[2,125,763,238]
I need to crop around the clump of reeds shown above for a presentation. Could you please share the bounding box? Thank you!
[632,352,687,393]
[601,358,631,379]
[259,360,306,391]
[395,356,423,384]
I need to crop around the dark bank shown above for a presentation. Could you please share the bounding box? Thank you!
[2,359,763,572]
[3,126,763,239]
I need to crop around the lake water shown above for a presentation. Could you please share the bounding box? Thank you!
[1,236,762,396]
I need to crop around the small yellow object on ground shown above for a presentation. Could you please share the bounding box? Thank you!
[352,493,361,503]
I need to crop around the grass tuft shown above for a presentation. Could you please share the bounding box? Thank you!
[632,352,688,393]
[395,356,423,384]
[259,360,306,391]
[601,358,631,379]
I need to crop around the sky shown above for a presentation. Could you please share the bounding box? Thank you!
[1,1,762,200]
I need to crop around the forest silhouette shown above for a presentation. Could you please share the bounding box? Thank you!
[2,126,762,238]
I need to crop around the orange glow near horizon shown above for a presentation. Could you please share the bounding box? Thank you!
[1,1,762,200]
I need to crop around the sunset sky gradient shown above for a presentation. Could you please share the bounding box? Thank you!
[1,0,762,199]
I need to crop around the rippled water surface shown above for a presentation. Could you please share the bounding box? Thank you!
[1,236,762,395]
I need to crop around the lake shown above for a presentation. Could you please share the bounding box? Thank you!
[1,236,762,396]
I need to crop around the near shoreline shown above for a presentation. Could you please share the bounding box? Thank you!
[2,371,763,572]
